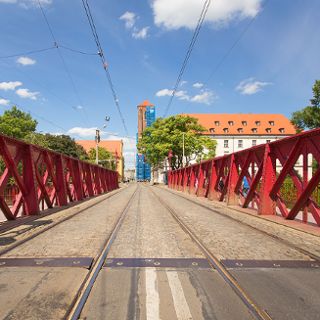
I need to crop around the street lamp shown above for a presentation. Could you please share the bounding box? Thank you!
[95,116,110,165]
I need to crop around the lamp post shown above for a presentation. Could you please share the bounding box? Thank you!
[182,132,185,167]
[95,116,110,165]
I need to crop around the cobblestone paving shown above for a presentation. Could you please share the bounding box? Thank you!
[154,187,313,261]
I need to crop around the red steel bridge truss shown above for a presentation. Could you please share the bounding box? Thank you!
[168,128,320,226]
[0,134,118,221]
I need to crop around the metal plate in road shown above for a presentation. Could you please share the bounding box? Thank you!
[221,259,320,269]
[0,257,93,268]
[104,258,212,269]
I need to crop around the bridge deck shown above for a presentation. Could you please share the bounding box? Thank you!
[0,183,320,319]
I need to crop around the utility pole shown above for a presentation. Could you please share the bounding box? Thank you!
[182,132,185,167]
[95,129,100,164]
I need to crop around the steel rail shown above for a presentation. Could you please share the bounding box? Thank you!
[0,186,130,257]
[159,186,320,262]
[66,184,139,320]
[149,186,272,320]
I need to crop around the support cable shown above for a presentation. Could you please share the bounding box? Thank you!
[37,0,89,126]
[163,0,211,117]
[81,0,129,135]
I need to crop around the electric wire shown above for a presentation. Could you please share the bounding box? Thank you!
[81,0,129,135]
[37,0,89,126]
[0,46,56,59]
[204,0,270,84]
[163,0,211,117]
[0,94,68,133]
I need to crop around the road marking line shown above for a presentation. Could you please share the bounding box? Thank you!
[166,271,192,320]
[145,268,160,320]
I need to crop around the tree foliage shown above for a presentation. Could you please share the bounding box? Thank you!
[291,80,320,131]
[27,133,88,160]
[88,147,116,170]
[138,115,216,170]
[0,106,37,139]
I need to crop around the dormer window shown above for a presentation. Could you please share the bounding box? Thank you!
[237,128,243,133]
[242,121,247,126]
[228,121,234,126]
[209,128,215,133]
[266,128,271,133]
[269,121,275,126]
[252,128,257,133]
[279,128,285,133]
[223,128,229,133]
[215,121,220,126]
[255,121,261,126]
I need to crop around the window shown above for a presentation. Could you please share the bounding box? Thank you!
[237,128,243,133]
[224,151,229,154]
[224,140,229,148]
[266,140,271,143]
[252,128,257,133]
[238,140,243,148]
[269,121,275,126]
[266,128,271,133]
[209,128,215,133]
[252,140,257,146]
[242,121,247,126]
[255,121,261,126]
[279,128,285,133]
[223,128,229,133]
[228,121,234,126]
[215,121,220,126]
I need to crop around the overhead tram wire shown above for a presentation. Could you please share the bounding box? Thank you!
[0,45,97,60]
[0,94,68,133]
[81,0,129,135]
[36,0,90,126]
[163,0,211,117]
[204,0,270,85]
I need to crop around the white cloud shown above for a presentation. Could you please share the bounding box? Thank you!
[132,27,149,39]
[156,88,189,100]
[0,0,52,7]
[16,88,39,100]
[190,90,215,105]
[236,78,271,95]
[0,81,22,91]
[120,11,136,29]
[193,82,204,88]
[17,56,36,65]
[72,105,83,110]
[67,127,98,137]
[0,98,10,106]
[156,87,215,105]
[152,0,262,30]
[180,80,187,87]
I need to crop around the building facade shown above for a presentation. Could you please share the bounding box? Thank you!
[76,140,124,179]
[185,114,296,156]
[136,100,156,181]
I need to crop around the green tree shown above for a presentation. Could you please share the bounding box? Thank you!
[88,147,116,170]
[138,115,216,170]
[27,133,88,160]
[0,106,37,139]
[291,80,320,131]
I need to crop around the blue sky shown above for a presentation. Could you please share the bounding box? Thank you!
[0,0,319,168]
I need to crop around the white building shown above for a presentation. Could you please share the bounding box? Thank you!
[185,114,296,156]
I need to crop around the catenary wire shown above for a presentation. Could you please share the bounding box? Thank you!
[204,0,270,84]
[37,0,89,126]
[163,0,211,117]
[81,0,129,135]
[0,94,68,133]
[0,45,99,59]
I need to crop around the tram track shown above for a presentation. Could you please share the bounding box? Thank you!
[0,186,128,257]
[148,185,272,320]
[66,184,139,320]
[157,186,320,262]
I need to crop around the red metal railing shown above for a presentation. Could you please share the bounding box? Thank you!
[168,128,320,226]
[0,134,118,221]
